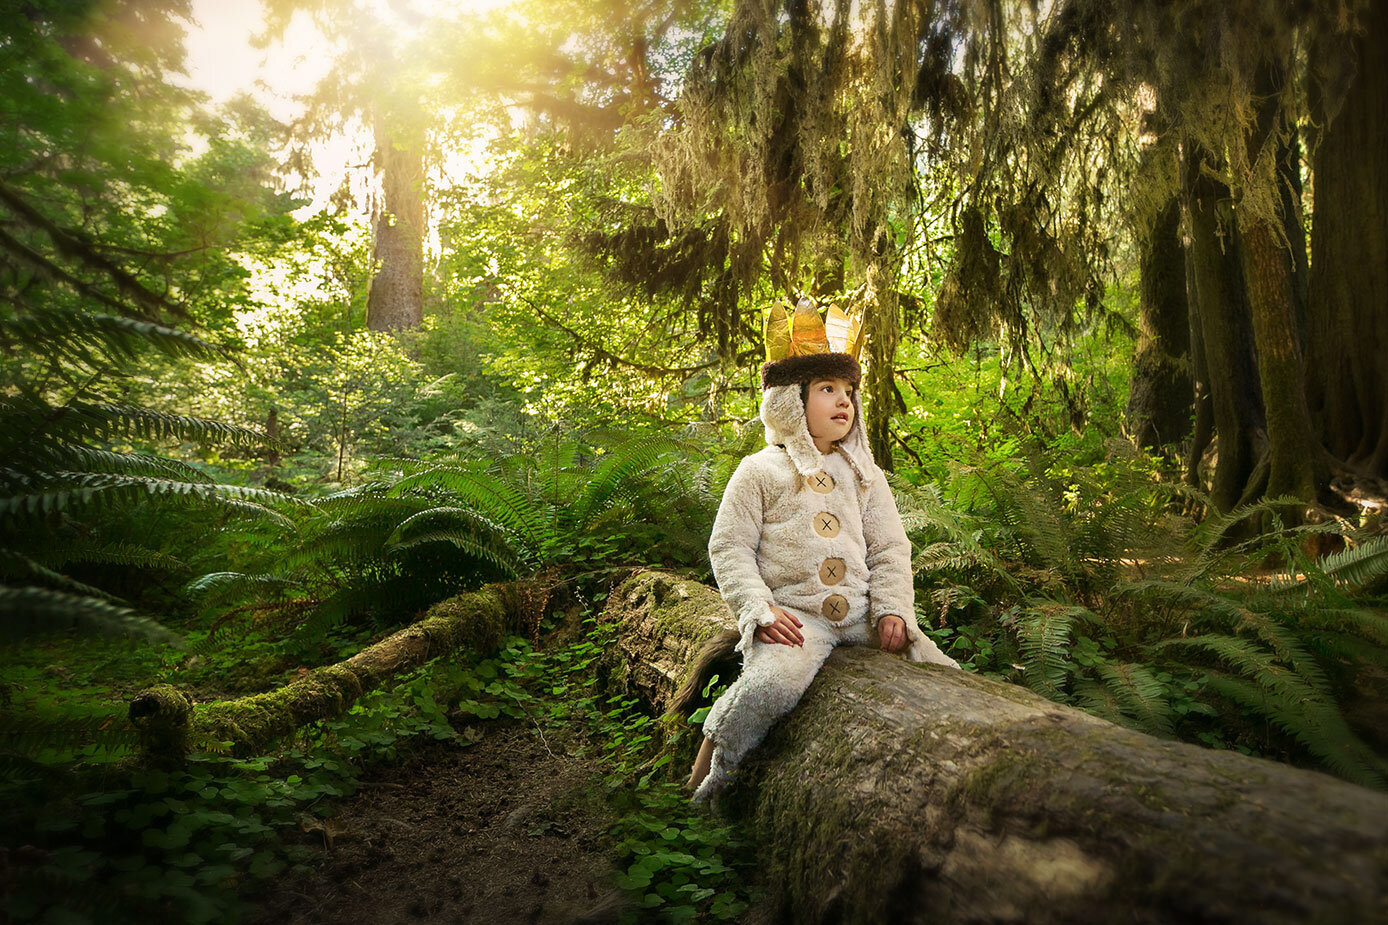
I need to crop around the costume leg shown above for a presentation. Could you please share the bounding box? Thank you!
[692,614,835,803]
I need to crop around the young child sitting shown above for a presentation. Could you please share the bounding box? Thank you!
[678,299,960,805]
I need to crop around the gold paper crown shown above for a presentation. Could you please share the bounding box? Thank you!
[763,298,864,363]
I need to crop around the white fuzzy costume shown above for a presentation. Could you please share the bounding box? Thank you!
[692,380,959,804]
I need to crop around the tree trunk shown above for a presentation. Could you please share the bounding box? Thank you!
[607,571,1388,925]
[365,116,425,331]
[1307,0,1388,478]
[130,585,523,764]
[1181,144,1264,511]
[1237,65,1324,505]
[1183,245,1214,489]
[1126,193,1192,450]
[864,261,903,472]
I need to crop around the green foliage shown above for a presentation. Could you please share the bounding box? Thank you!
[188,429,720,649]
[512,613,757,923]
[3,606,759,924]
[1,648,468,924]
[899,448,1388,789]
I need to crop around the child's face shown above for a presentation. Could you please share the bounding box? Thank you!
[805,377,855,445]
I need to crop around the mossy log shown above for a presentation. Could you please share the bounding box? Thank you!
[607,570,1388,924]
[130,585,518,764]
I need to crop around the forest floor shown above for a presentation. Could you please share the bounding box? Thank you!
[251,717,632,925]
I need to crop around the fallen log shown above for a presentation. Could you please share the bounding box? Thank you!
[130,584,525,764]
[606,570,1388,924]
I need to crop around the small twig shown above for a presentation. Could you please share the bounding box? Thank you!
[507,691,558,761]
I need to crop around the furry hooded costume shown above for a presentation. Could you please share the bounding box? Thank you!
[691,351,959,804]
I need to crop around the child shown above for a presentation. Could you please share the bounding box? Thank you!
[681,300,960,805]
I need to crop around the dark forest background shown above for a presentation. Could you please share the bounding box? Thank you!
[2,0,1386,921]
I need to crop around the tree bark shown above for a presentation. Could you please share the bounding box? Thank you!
[1126,192,1192,450]
[1237,65,1324,506]
[607,570,1388,925]
[1181,144,1264,511]
[365,115,425,331]
[864,262,903,472]
[1307,0,1388,478]
[1183,245,1213,489]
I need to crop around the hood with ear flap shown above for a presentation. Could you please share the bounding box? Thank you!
[759,381,879,489]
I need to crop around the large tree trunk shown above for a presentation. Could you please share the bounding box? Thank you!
[1307,0,1388,478]
[606,571,1388,925]
[1181,145,1265,511]
[1126,191,1192,450]
[1236,64,1324,506]
[365,115,425,331]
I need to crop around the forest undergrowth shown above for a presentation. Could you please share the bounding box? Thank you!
[0,594,759,925]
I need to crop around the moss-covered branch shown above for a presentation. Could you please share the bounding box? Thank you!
[130,585,517,763]
[607,570,1388,924]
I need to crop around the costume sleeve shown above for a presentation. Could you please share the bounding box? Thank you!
[863,470,960,668]
[707,458,777,655]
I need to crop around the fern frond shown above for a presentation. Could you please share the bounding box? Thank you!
[1319,535,1388,594]
[0,584,183,645]
[391,464,547,548]
[18,400,264,449]
[1012,601,1091,702]
[1090,661,1174,737]
[0,473,297,519]
[571,437,681,527]
[0,708,139,758]
[39,445,215,483]
[55,540,185,570]
[185,571,303,607]
[1202,672,1387,791]
[384,506,526,575]
[0,550,125,603]
[1120,580,1332,694]
[1,309,230,367]
[1154,635,1321,709]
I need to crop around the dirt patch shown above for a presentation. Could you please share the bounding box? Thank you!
[251,718,628,924]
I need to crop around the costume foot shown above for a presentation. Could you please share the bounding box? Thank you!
[690,763,727,805]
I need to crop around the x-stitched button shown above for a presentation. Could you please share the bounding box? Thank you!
[806,471,835,494]
[822,594,849,621]
[813,512,840,538]
[819,557,845,586]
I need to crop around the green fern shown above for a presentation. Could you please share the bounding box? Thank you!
[0,708,139,760]
[185,431,717,646]
[0,396,264,452]
[1200,672,1388,790]
[1319,535,1388,594]
[0,585,183,645]
[0,309,231,366]
[384,506,527,575]
[1009,601,1095,702]
[1074,660,1174,737]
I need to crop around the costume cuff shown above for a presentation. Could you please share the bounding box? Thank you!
[734,600,777,655]
[900,614,960,668]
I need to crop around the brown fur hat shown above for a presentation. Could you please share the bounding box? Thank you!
[760,353,862,390]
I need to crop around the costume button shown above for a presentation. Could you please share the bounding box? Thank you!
[818,557,845,586]
[821,594,849,621]
[806,471,835,493]
[812,512,840,538]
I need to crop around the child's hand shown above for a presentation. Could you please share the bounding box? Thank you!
[755,606,804,646]
[877,615,909,653]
